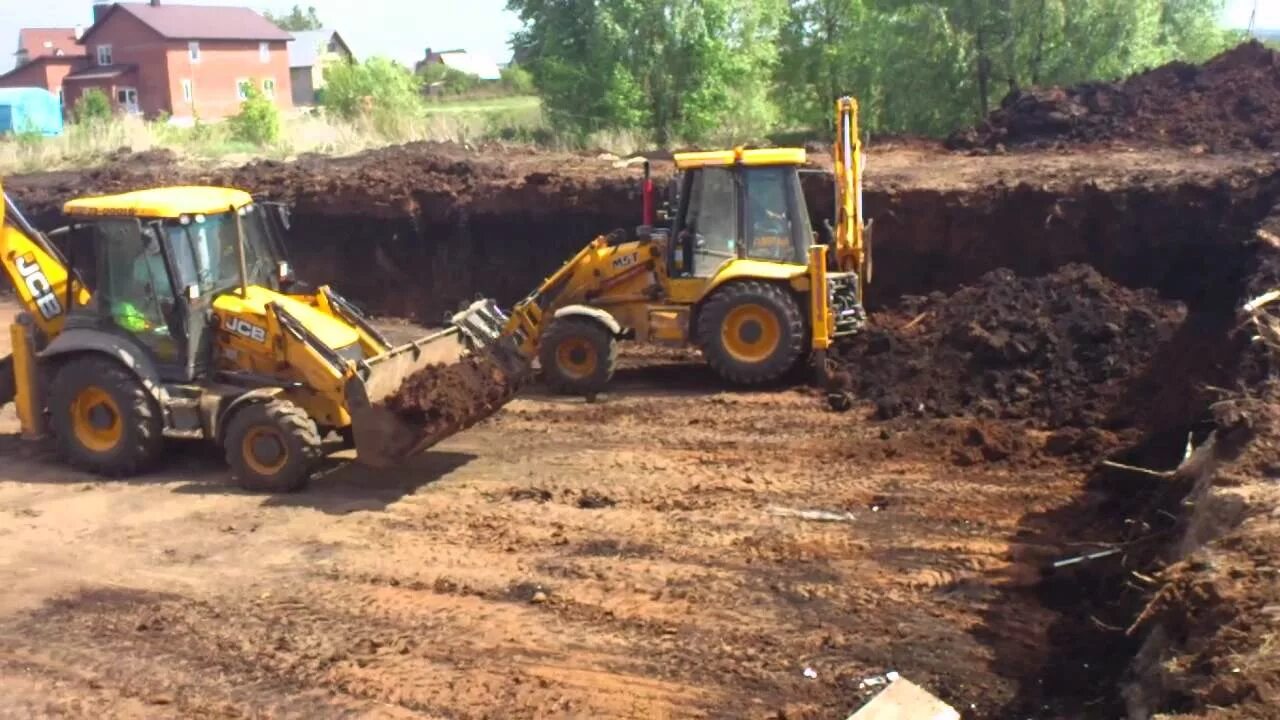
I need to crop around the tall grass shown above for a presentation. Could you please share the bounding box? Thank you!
[0,95,668,175]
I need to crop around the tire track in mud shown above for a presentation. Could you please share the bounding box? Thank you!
[0,355,1103,719]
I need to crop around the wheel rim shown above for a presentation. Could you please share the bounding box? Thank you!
[721,303,782,364]
[71,386,123,453]
[243,427,288,476]
[556,337,598,379]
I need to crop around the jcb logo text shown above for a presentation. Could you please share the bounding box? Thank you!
[16,255,62,321]
[223,316,268,343]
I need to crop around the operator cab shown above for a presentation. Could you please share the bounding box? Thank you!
[59,187,291,383]
[668,148,814,278]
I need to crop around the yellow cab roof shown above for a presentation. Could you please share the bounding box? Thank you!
[63,186,253,219]
[673,147,805,170]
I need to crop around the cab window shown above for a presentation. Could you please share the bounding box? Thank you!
[684,167,738,276]
[744,166,802,263]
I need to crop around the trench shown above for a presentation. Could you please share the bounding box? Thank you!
[275,164,1280,717]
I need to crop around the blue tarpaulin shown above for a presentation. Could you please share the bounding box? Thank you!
[0,88,63,137]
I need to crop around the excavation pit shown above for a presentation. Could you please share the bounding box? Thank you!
[4,136,1280,718]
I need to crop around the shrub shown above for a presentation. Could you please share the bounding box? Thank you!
[74,89,112,125]
[229,83,280,146]
[500,65,534,95]
[322,57,424,119]
[420,63,482,96]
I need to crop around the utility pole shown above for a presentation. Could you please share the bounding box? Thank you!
[1248,0,1258,38]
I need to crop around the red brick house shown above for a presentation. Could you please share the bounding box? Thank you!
[4,28,88,106]
[0,2,293,120]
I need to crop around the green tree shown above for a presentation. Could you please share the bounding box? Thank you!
[73,88,112,125]
[229,82,281,145]
[322,57,424,118]
[263,4,322,31]
[776,0,1236,136]
[509,0,785,145]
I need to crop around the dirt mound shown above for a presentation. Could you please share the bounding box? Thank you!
[836,264,1185,428]
[381,350,519,440]
[949,41,1280,151]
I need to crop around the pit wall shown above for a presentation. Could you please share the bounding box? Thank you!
[277,168,1280,322]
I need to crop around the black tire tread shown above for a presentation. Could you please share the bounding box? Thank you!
[224,399,322,493]
[49,356,164,477]
[539,316,618,395]
[696,281,805,385]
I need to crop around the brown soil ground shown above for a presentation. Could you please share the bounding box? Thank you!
[949,41,1280,151]
[0,304,1116,719]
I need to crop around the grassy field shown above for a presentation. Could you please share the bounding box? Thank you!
[0,95,547,175]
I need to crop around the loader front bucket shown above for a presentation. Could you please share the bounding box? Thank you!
[343,299,527,467]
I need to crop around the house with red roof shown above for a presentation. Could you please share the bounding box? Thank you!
[0,2,294,120]
[5,28,89,106]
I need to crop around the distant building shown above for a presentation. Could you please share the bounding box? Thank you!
[287,29,353,106]
[0,1,294,120]
[5,28,88,107]
[414,47,501,80]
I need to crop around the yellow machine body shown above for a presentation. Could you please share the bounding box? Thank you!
[0,183,492,490]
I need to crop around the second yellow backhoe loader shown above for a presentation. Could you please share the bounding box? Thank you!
[0,184,506,492]
[473,96,872,399]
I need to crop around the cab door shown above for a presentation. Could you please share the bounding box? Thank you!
[90,219,188,377]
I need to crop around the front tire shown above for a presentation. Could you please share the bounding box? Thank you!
[696,281,805,385]
[539,316,618,395]
[224,400,322,493]
[50,356,164,477]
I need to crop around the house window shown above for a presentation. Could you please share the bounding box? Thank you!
[182,79,193,103]
[96,44,112,66]
[259,42,270,63]
[188,41,200,63]
[116,87,138,112]
[236,78,252,100]
[262,78,276,99]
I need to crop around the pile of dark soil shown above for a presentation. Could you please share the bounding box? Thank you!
[948,41,1280,151]
[381,350,519,439]
[836,264,1185,428]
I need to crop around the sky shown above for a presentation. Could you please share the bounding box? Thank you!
[0,0,1276,75]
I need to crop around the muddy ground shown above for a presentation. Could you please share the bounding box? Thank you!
[0,305,1123,719]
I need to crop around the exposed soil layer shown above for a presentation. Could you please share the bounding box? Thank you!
[949,41,1280,151]
[835,264,1186,429]
[382,351,519,439]
[8,142,1278,322]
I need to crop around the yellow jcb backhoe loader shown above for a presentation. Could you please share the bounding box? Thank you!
[474,97,871,399]
[0,184,507,492]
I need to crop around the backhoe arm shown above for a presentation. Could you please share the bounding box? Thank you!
[1,186,88,338]
[832,96,871,298]
[497,236,614,363]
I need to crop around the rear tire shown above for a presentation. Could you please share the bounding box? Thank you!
[50,356,164,477]
[539,316,618,396]
[224,399,322,493]
[696,281,805,385]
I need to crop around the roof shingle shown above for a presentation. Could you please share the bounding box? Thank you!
[85,3,293,43]
[17,28,87,59]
